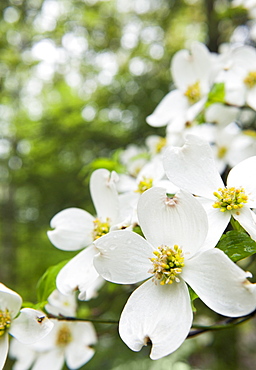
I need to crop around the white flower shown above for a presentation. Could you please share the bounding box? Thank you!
[0,283,53,370]
[45,290,77,317]
[93,188,256,360]
[217,45,256,110]
[163,134,256,248]
[10,320,97,370]
[146,42,216,132]
[48,168,121,300]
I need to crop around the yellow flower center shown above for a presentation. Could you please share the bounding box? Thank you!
[0,309,11,337]
[92,218,110,240]
[135,177,153,194]
[56,324,72,347]
[149,245,184,285]
[212,187,248,212]
[184,81,201,104]
[244,71,256,89]
[217,146,227,159]
[155,137,167,153]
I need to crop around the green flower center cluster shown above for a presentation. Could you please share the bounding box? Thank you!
[56,324,72,347]
[184,81,201,104]
[212,187,248,212]
[244,71,256,89]
[135,177,153,194]
[149,245,184,285]
[0,309,11,337]
[92,218,110,240]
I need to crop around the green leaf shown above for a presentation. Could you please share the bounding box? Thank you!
[188,286,198,313]
[216,230,256,262]
[36,259,70,303]
[205,83,225,107]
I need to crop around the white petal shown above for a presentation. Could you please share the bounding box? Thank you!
[32,350,64,370]
[94,230,154,284]
[65,322,97,368]
[0,334,9,370]
[9,309,54,345]
[90,169,119,223]
[197,197,231,250]
[66,344,95,369]
[146,90,188,127]
[48,208,95,251]
[119,278,192,360]
[9,339,36,370]
[182,248,256,317]
[163,135,224,199]
[0,283,22,320]
[227,156,256,207]
[56,245,100,300]
[137,187,208,257]
[246,87,256,110]
[232,207,256,242]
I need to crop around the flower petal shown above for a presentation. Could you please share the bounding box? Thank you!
[66,344,95,369]
[90,169,119,223]
[232,207,256,242]
[94,230,154,284]
[0,334,9,370]
[9,309,54,345]
[56,245,100,300]
[47,208,95,251]
[137,187,208,257]
[227,156,256,208]
[65,322,97,368]
[0,283,22,320]
[32,349,64,370]
[182,248,256,317]
[146,90,188,127]
[197,197,231,250]
[119,278,192,360]
[9,338,36,370]
[163,134,224,199]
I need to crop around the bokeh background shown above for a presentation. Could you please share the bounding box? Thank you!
[1,0,256,369]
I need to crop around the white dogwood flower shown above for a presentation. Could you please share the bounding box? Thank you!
[94,188,256,360]
[0,283,53,370]
[163,135,256,248]
[10,320,97,370]
[146,42,216,132]
[47,168,123,300]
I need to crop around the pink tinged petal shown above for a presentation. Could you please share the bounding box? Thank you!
[56,245,100,300]
[94,230,154,284]
[227,156,256,207]
[47,208,95,251]
[32,349,64,370]
[197,197,231,250]
[0,284,22,320]
[232,207,256,242]
[0,334,9,370]
[182,248,256,317]
[146,90,188,127]
[90,169,119,223]
[119,278,193,360]
[137,187,208,257]
[9,309,54,345]
[163,134,224,199]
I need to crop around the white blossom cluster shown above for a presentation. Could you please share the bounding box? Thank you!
[7,14,256,370]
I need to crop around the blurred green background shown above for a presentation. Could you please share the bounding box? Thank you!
[1,0,255,369]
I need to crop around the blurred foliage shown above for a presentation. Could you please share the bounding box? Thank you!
[1,0,256,369]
